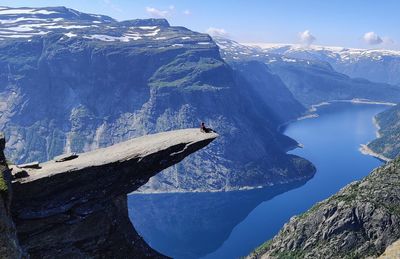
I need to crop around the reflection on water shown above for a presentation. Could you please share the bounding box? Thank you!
[128,180,307,259]
[128,103,387,259]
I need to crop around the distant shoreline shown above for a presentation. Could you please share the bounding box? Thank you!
[278,98,395,132]
[359,115,391,162]
[359,144,391,162]
[279,98,394,162]
[309,98,396,113]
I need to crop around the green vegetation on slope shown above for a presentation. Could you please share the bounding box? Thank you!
[368,104,400,159]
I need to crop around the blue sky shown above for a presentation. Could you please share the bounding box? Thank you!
[2,0,400,50]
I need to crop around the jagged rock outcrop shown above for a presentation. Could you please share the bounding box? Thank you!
[10,129,217,258]
[0,133,23,259]
[248,157,400,259]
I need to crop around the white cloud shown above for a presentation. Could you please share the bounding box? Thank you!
[299,30,316,46]
[382,37,395,45]
[363,31,383,45]
[183,9,191,16]
[145,7,171,18]
[206,27,229,38]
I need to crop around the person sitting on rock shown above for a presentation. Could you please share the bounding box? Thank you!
[200,122,215,133]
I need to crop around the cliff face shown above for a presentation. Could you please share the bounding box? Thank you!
[249,157,400,259]
[10,129,217,258]
[228,60,306,122]
[0,133,23,259]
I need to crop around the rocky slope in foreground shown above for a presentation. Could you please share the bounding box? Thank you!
[249,157,400,259]
[367,104,400,160]
[5,129,216,258]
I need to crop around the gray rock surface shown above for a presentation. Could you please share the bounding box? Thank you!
[0,133,24,259]
[248,157,400,259]
[11,129,216,258]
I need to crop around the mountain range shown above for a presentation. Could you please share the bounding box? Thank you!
[0,6,399,193]
[216,37,400,107]
[0,6,314,193]
[1,5,400,259]
[242,42,400,86]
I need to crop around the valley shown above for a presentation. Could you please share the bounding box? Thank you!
[130,103,387,258]
[0,3,399,259]
[0,6,315,194]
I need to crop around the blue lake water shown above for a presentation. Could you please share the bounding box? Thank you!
[128,103,387,259]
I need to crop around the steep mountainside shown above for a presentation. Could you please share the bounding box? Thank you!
[367,104,400,160]
[268,61,400,107]
[0,6,314,192]
[244,43,400,85]
[216,38,400,107]
[248,157,400,259]
[225,61,306,122]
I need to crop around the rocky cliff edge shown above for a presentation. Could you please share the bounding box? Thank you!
[5,129,216,258]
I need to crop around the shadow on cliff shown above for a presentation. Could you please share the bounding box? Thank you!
[128,179,308,259]
[11,129,217,258]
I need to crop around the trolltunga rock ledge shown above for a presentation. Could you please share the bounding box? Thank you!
[11,129,217,258]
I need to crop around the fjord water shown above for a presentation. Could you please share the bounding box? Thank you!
[128,103,386,259]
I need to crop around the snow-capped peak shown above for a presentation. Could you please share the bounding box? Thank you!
[241,42,400,59]
[0,6,176,43]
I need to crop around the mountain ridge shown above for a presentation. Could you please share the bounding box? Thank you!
[215,37,400,107]
[0,6,315,193]
[239,41,400,85]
